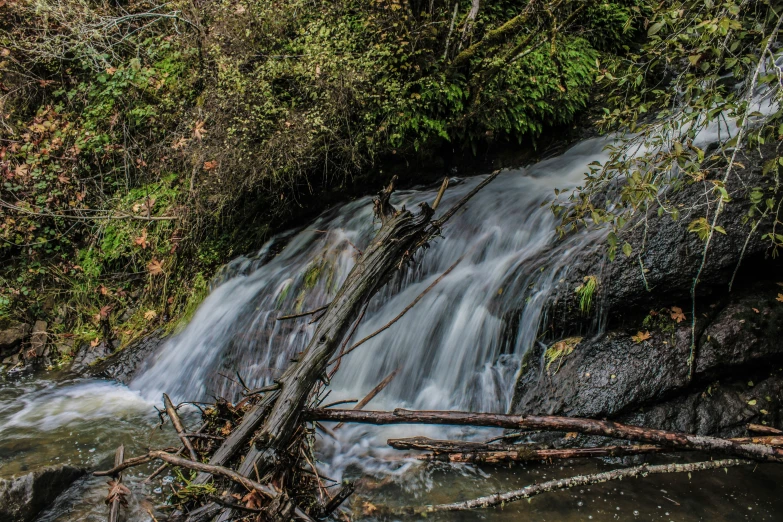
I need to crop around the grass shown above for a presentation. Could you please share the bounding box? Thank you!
[575,275,598,314]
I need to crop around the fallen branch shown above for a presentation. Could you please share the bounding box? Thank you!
[307,408,783,462]
[748,424,783,436]
[417,445,664,463]
[389,435,783,456]
[403,459,750,513]
[107,445,126,522]
[164,393,198,461]
[95,451,315,521]
[334,368,399,430]
[145,421,208,483]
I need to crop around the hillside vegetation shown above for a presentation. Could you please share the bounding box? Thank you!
[4,0,780,364]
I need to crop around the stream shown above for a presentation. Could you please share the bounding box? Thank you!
[1,137,782,521]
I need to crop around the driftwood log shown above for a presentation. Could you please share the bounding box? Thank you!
[308,408,783,462]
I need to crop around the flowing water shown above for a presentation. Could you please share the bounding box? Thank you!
[2,136,782,521]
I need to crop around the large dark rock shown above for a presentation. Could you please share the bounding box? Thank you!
[69,340,117,374]
[0,465,86,522]
[512,284,783,434]
[0,321,30,358]
[548,145,780,335]
[75,332,165,384]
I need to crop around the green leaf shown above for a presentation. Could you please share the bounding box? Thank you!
[622,242,633,257]
[647,22,665,36]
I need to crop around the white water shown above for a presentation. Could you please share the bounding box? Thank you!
[132,138,609,408]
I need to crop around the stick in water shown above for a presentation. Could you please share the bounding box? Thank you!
[164,394,198,461]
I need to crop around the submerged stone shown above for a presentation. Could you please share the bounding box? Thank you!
[0,465,86,522]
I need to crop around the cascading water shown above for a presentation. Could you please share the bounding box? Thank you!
[4,133,783,521]
[131,137,610,414]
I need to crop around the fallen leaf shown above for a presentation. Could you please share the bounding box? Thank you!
[90,338,100,347]
[777,293,783,303]
[97,285,109,295]
[670,306,686,323]
[144,310,157,321]
[362,502,378,516]
[748,399,757,406]
[564,432,578,439]
[203,160,218,171]
[172,137,188,150]
[752,308,760,313]
[106,67,117,75]
[632,330,652,343]
[147,259,164,276]
[134,229,149,249]
[221,421,232,436]
[193,120,207,140]
[99,304,113,318]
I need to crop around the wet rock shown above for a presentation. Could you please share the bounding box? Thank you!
[70,340,117,373]
[29,320,48,358]
[549,145,781,334]
[0,465,86,522]
[0,321,30,357]
[76,331,165,383]
[619,372,783,437]
[2,351,21,368]
[512,284,783,431]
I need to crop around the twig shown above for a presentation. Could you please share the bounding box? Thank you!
[333,253,467,363]
[108,444,125,522]
[164,394,198,461]
[145,421,208,482]
[277,303,331,321]
[432,177,449,210]
[406,459,750,513]
[432,169,503,227]
[334,368,399,430]
[748,424,783,436]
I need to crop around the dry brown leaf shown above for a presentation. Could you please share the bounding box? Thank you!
[147,259,164,276]
[777,293,783,303]
[752,308,760,314]
[632,330,652,343]
[134,229,149,249]
[670,306,685,323]
[221,421,232,436]
[171,137,188,150]
[203,160,218,171]
[144,310,157,321]
[99,304,113,318]
[193,120,206,140]
[90,338,100,347]
[362,502,378,515]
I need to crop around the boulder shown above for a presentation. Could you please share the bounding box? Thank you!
[0,321,30,357]
[88,332,166,384]
[545,144,781,336]
[0,465,86,522]
[29,320,48,358]
[511,283,783,434]
[69,340,116,373]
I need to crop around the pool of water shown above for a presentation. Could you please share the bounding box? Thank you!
[2,372,781,521]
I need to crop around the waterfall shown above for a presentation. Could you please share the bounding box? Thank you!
[131,138,610,416]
